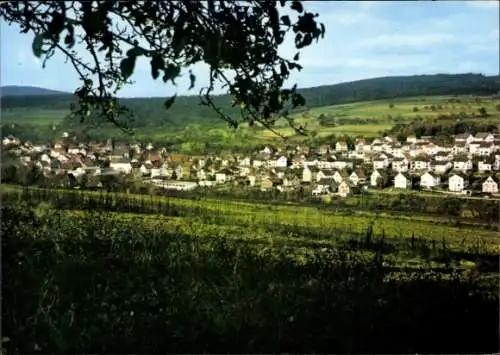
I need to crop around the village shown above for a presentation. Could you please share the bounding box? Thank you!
[2,131,500,198]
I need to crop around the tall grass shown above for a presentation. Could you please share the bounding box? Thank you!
[2,200,499,353]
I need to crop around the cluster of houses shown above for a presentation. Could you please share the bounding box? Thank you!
[2,131,500,197]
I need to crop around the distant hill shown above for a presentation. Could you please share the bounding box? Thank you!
[1,73,499,128]
[1,86,70,97]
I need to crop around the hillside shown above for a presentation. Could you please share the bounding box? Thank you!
[1,86,70,97]
[1,73,499,128]
[1,73,499,152]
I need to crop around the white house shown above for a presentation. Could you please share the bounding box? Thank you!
[373,158,389,170]
[239,157,251,167]
[478,161,493,172]
[475,133,495,143]
[412,157,430,171]
[274,156,288,168]
[452,143,467,155]
[432,161,452,175]
[478,142,493,156]
[454,133,474,145]
[316,170,334,182]
[394,172,411,189]
[302,167,312,183]
[406,135,417,144]
[215,172,228,183]
[391,158,408,172]
[468,141,482,155]
[110,162,132,174]
[420,172,441,189]
[453,158,473,172]
[335,141,348,152]
[482,176,498,194]
[333,160,352,170]
[448,174,466,192]
[370,170,382,187]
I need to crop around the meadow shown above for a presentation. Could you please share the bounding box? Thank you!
[2,185,499,353]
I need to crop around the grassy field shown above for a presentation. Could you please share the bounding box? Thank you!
[3,185,499,353]
[3,185,499,253]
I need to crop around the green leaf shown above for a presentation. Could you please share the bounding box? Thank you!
[281,15,291,27]
[188,70,196,90]
[150,55,164,80]
[162,64,180,83]
[293,52,299,61]
[120,56,136,79]
[32,33,45,58]
[164,95,177,109]
[320,23,325,37]
[291,0,303,13]
[127,47,146,57]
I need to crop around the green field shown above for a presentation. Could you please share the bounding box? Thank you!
[2,185,499,353]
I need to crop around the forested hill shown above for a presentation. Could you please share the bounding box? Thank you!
[1,86,69,96]
[2,73,499,128]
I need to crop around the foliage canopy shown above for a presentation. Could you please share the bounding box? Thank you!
[0,0,325,133]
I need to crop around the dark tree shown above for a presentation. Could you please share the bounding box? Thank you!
[0,1,325,133]
[478,107,488,117]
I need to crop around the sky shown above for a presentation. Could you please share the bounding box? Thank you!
[1,0,499,98]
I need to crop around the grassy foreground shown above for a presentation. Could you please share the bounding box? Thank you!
[2,186,500,353]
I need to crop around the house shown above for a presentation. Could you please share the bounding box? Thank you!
[448,174,466,192]
[478,142,494,156]
[274,155,288,168]
[468,140,483,155]
[434,151,452,162]
[370,170,382,187]
[355,139,367,152]
[420,172,441,189]
[338,181,350,197]
[332,159,352,170]
[333,170,349,184]
[239,157,251,167]
[302,166,312,183]
[317,144,331,155]
[476,133,495,143]
[453,156,473,172]
[454,133,474,145]
[349,170,366,186]
[495,155,500,170]
[197,169,208,181]
[373,157,389,170]
[109,161,132,174]
[335,141,348,152]
[150,180,198,191]
[452,143,467,155]
[394,172,411,189]
[215,172,228,183]
[261,176,282,190]
[313,178,337,195]
[371,143,384,152]
[315,169,335,182]
[412,156,430,171]
[432,161,452,175]
[482,176,499,194]
[391,157,409,172]
[478,160,493,172]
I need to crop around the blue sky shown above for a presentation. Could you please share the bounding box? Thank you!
[1,0,499,97]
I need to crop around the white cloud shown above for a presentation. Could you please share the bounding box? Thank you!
[364,33,458,48]
[465,1,499,8]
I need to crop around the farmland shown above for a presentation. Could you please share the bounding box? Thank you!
[2,185,499,353]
